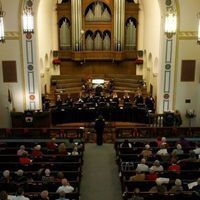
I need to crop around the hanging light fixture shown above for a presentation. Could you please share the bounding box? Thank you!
[164,7,177,38]
[197,12,200,44]
[0,0,6,43]
[23,0,34,33]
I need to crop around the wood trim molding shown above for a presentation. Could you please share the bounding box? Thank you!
[178,31,197,40]
[5,32,21,40]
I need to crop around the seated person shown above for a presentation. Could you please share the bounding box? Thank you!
[169,179,183,193]
[19,152,32,165]
[150,160,164,172]
[39,190,50,200]
[56,178,74,193]
[42,168,55,183]
[46,137,58,151]
[193,143,200,155]
[14,169,27,183]
[140,144,153,159]
[136,158,149,172]
[58,143,67,155]
[176,136,191,150]
[149,178,168,194]
[146,169,159,181]
[31,144,43,159]
[13,187,30,200]
[56,190,69,200]
[171,144,184,156]
[17,145,28,156]
[0,170,12,183]
[71,146,79,155]
[128,188,144,200]
[129,171,145,181]
[192,178,200,196]
[156,143,169,156]
[168,160,181,172]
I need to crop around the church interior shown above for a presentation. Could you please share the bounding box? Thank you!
[0,0,200,200]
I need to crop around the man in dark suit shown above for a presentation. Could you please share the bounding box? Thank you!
[94,115,105,145]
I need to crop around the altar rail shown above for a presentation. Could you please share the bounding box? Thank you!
[115,127,200,139]
[0,127,84,139]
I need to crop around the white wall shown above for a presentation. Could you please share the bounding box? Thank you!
[0,0,24,127]
[138,0,161,105]
[37,0,58,94]
[174,0,200,126]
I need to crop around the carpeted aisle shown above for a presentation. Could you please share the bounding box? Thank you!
[80,144,123,200]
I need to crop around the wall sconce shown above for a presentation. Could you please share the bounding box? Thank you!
[0,0,6,43]
[197,12,200,44]
[164,7,177,38]
[23,0,34,33]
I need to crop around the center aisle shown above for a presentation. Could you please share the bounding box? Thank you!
[80,144,123,200]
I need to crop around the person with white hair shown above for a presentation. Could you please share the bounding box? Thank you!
[136,158,149,172]
[156,143,169,156]
[31,144,43,159]
[140,144,152,158]
[56,178,74,194]
[0,170,12,184]
[171,144,184,156]
[150,160,164,172]
[169,179,183,193]
[14,169,26,183]
[42,168,54,183]
[17,145,28,156]
[149,178,167,194]
[12,187,30,200]
[39,190,49,200]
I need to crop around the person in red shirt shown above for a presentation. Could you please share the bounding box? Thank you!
[168,160,181,172]
[19,152,32,165]
[146,169,159,181]
[46,138,58,151]
[32,144,43,159]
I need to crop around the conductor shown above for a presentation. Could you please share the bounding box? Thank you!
[94,115,105,145]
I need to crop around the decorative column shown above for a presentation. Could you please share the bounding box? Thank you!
[22,0,41,110]
[159,0,177,112]
[114,0,125,51]
[71,0,83,51]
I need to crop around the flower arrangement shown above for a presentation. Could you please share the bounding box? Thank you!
[52,58,61,66]
[185,109,196,119]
